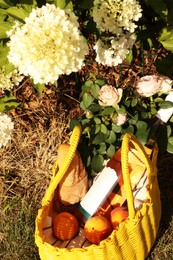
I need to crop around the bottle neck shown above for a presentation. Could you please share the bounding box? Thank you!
[145,116,165,149]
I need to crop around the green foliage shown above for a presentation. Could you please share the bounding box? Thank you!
[70,78,172,175]
[32,82,45,93]
[46,0,73,9]
[159,27,173,52]
[0,94,20,111]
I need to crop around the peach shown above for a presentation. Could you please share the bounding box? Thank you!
[109,206,128,229]
[84,216,112,245]
[52,212,79,240]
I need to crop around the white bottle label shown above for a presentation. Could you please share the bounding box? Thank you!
[156,91,173,123]
[79,167,118,218]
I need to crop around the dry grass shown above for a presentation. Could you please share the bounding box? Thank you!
[0,114,71,259]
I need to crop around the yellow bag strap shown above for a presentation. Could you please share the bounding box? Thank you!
[121,133,155,219]
[42,125,82,207]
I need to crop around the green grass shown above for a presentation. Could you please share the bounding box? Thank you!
[0,198,39,260]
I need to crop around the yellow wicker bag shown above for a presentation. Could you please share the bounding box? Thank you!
[35,125,161,260]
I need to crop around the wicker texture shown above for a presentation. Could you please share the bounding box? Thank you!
[35,128,161,260]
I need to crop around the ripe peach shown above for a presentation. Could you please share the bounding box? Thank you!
[52,212,79,240]
[84,216,112,245]
[109,206,128,229]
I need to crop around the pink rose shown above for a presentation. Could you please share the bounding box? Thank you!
[159,76,172,93]
[136,75,173,97]
[136,75,161,97]
[115,113,127,126]
[98,85,122,106]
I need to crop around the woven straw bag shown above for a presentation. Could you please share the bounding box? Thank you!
[35,125,161,260]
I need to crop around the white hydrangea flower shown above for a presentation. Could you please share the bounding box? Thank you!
[7,4,89,84]
[92,0,142,34]
[0,67,24,92]
[0,113,14,148]
[94,34,136,66]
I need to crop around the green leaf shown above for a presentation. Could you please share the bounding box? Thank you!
[167,136,173,154]
[128,114,138,124]
[0,8,7,21]
[95,124,101,134]
[2,62,15,74]
[0,0,13,9]
[33,83,45,93]
[136,121,148,143]
[95,79,105,86]
[131,98,138,107]
[117,106,126,114]
[92,132,109,144]
[91,154,104,173]
[125,49,133,64]
[105,130,116,144]
[88,103,101,112]
[6,6,30,22]
[166,125,172,137]
[80,100,87,111]
[91,83,100,99]
[47,0,73,9]
[100,107,114,116]
[84,80,93,88]
[159,27,173,52]
[0,96,20,112]
[82,92,93,109]
[69,118,81,130]
[112,123,122,133]
[122,125,134,134]
[159,100,173,109]
[0,21,12,39]
[94,117,101,124]
[100,123,108,134]
[98,143,107,154]
[0,45,9,66]
[107,144,115,157]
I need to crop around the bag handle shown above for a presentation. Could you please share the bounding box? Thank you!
[121,133,156,219]
[42,125,82,207]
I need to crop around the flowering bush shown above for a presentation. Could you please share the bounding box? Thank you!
[71,76,173,173]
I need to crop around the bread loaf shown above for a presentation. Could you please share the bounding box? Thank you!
[57,144,88,205]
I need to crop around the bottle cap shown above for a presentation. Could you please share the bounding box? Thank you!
[156,91,173,123]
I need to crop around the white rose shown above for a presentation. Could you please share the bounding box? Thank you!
[98,85,123,106]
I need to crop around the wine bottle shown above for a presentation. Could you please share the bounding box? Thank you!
[74,167,119,224]
[146,91,173,148]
